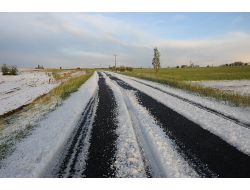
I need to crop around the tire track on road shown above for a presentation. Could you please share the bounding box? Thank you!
[106,73,250,177]
[55,95,98,177]
[82,72,118,177]
[104,72,198,177]
[129,77,250,129]
[103,73,151,177]
[46,92,98,178]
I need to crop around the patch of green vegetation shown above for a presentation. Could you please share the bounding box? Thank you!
[51,70,93,99]
[28,69,94,108]
[1,64,18,75]
[47,68,89,81]
[52,72,61,80]
[0,124,33,161]
[0,142,11,161]
[126,66,250,81]
[121,66,250,107]
[45,68,65,81]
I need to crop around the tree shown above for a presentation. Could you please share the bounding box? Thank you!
[152,47,160,72]
[1,64,9,75]
[1,64,18,75]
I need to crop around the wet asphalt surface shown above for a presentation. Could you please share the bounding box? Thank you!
[83,73,118,177]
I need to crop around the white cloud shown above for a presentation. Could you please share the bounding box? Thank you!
[0,13,250,68]
[155,32,250,66]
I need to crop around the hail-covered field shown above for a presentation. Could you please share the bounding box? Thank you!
[190,80,250,96]
[0,69,57,116]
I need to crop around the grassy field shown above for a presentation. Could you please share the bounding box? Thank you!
[46,68,76,81]
[125,66,250,81]
[34,69,94,104]
[121,66,250,107]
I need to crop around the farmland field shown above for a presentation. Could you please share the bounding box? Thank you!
[190,80,250,96]
[0,69,58,116]
[121,66,250,106]
[122,66,250,81]
[0,69,88,116]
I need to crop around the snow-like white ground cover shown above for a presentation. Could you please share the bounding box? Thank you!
[104,73,198,177]
[190,80,250,96]
[0,70,57,115]
[0,72,98,177]
[110,72,250,156]
[103,73,147,177]
[62,96,98,178]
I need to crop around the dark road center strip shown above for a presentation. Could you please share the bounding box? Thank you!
[83,72,118,178]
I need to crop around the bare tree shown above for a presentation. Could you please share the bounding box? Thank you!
[152,47,160,72]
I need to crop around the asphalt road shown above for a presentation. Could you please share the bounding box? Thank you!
[49,72,250,178]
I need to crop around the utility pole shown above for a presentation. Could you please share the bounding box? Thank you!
[114,54,117,69]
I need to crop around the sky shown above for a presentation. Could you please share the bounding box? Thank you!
[0,12,250,68]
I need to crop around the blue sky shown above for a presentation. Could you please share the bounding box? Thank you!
[111,13,250,39]
[0,13,250,68]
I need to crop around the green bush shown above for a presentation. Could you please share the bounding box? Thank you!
[1,64,9,75]
[126,67,133,71]
[1,64,18,75]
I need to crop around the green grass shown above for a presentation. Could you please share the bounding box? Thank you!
[52,72,61,80]
[52,70,93,99]
[0,123,33,160]
[120,66,250,107]
[126,66,250,81]
[34,69,94,104]
[45,68,68,81]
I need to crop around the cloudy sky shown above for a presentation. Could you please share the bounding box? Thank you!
[0,13,250,68]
